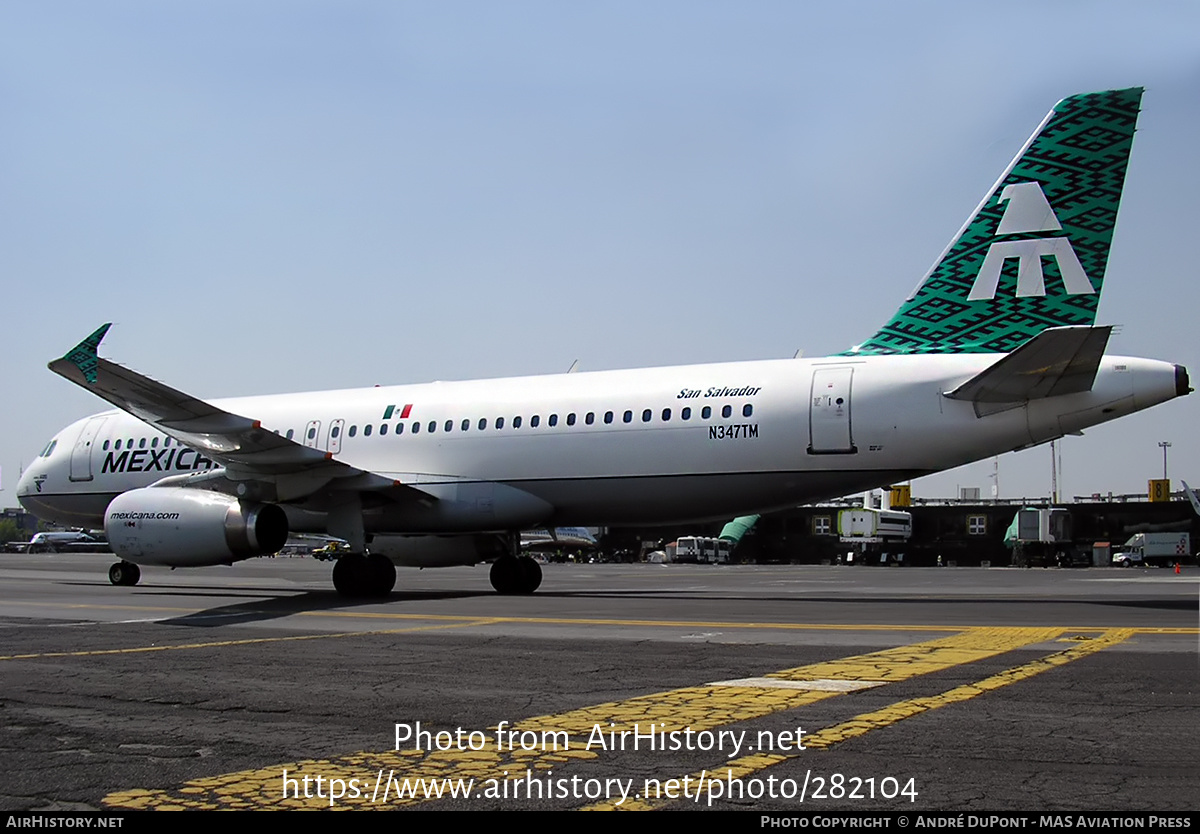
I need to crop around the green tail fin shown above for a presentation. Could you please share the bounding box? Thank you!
[850,88,1142,355]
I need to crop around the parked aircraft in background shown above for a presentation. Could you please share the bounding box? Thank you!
[521,527,600,552]
[17,88,1189,596]
[1182,481,1200,519]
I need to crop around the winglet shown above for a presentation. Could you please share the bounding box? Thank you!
[56,323,112,384]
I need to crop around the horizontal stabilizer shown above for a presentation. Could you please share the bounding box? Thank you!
[944,326,1112,408]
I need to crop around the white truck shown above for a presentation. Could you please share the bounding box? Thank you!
[1111,532,1190,567]
[837,508,913,542]
[669,537,733,564]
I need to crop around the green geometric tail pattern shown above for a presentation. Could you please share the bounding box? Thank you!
[849,88,1142,355]
[60,322,112,384]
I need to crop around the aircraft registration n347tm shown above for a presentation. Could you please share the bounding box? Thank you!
[17,88,1190,597]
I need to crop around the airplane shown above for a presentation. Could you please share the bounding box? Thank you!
[16,87,1190,597]
[520,527,600,553]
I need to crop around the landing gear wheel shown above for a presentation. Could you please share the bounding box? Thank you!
[490,555,542,595]
[332,553,367,597]
[332,553,396,598]
[367,553,396,597]
[108,561,141,586]
[519,555,542,593]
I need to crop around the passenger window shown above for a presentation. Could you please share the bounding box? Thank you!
[585,412,595,425]
[681,408,691,420]
[642,409,651,422]
[478,418,488,431]
[743,404,753,417]
[722,405,732,418]
[332,426,340,438]
[412,422,420,434]
[513,416,522,429]
[308,427,318,439]
[165,437,172,447]
[103,440,110,451]
[603,411,613,424]
[380,424,388,436]
[445,419,453,432]
[530,415,540,428]
[287,429,296,440]
[622,410,632,423]
[395,423,404,435]
[139,438,146,449]
[347,426,356,438]
[549,414,558,427]
[702,406,712,419]
[661,408,671,421]
[566,413,576,426]
[428,421,436,433]
[151,437,159,448]
[462,419,470,432]
[496,417,505,430]
[115,439,122,450]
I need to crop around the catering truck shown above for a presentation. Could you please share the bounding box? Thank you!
[1111,532,1190,567]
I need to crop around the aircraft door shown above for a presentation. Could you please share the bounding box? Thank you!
[304,420,321,449]
[69,416,108,482]
[808,367,857,454]
[327,419,345,454]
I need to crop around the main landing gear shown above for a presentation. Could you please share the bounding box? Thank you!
[108,561,141,586]
[489,555,542,595]
[332,552,397,598]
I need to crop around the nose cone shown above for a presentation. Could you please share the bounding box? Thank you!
[16,461,51,524]
[16,460,42,504]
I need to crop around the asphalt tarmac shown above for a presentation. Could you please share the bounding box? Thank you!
[1,553,1196,812]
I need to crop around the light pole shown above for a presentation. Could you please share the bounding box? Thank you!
[1158,441,1172,481]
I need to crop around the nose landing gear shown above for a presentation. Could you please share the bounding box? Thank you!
[108,561,141,586]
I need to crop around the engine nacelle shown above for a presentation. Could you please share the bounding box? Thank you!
[104,487,289,567]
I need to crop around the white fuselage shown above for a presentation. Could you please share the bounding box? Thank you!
[16,352,1182,539]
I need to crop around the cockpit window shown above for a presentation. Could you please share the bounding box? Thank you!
[41,440,57,457]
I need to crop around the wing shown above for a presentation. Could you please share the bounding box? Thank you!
[50,324,428,502]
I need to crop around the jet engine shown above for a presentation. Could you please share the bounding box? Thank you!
[104,487,288,567]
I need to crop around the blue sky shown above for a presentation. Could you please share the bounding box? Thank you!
[3,2,1198,506]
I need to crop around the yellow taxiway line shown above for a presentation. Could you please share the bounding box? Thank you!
[97,625,1147,810]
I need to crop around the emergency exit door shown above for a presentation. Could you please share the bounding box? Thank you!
[808,367,856,454]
